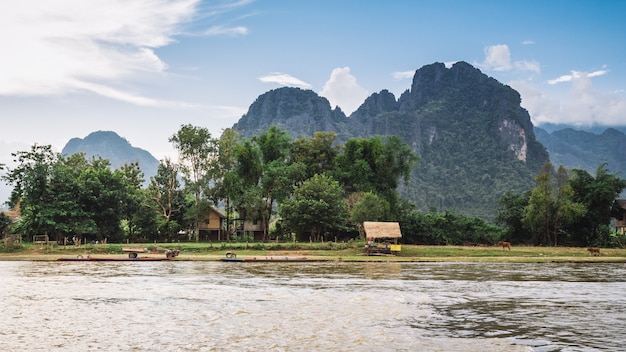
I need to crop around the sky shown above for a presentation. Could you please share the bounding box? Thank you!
[1,0,625,204]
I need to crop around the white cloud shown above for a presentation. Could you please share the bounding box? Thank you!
[0,0,198,101]
[510,71,626,127]
[319,67,368,115]
[258,73,312,88]
[548,69,609,85]
[203,25,248,36]
[522,40,535,45]
[392,70,415,80]
[479,44,540,74]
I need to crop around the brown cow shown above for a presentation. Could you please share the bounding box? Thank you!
[587,248,601,256]
[498,241,511,251]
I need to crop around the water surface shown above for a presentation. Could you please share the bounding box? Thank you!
[2,261,625,351]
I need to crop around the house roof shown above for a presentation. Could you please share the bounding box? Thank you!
[617,199,626,209]
[209,206,226,219]
[363,221,402,239]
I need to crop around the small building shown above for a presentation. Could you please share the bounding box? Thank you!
[243,218,266,242]
[198,206,226,241]
[363,221,402,255]
[616,199,626,235]
[0,202,21,223]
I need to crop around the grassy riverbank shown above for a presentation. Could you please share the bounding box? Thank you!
[2,242,626,262]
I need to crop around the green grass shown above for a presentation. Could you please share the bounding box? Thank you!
[3,241,626,262]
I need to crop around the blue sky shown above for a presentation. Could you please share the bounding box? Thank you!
[1,0,625,203]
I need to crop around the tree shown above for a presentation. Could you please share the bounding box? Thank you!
[496,191,530,244]
[333,135,418,213]
[524,163,558,245]
[223,139,263,236]
[226,126,305,240]
[291,132,339,179]
[147,158,185,241]
[1,144,58,238]
[169,124,218,241]
[568,164,626,246]
[48,153,96,241]
[211,128,239,239]
[79,157,127,241]
[256,127,306,239]
[523,163,585,246]
[118,162,145,242]
[348,192,390,239]
[0,213,12,237]
[280,174,348,242]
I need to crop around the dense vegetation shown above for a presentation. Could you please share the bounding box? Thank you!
[1,125,624,248]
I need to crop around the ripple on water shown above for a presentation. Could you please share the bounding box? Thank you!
[2,261,625,351]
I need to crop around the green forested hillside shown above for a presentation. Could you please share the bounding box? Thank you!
[233,62,550,220]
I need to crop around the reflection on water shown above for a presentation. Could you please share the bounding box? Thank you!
[2,261,625,351]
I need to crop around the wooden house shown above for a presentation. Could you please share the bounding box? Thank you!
[243,218,266,241]
[198,206,226,241]
[616,199,626,235]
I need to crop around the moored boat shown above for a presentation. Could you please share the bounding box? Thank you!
[58,249,180,262]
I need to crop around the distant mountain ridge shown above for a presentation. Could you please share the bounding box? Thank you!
[535,127,626,177]
[62,131,158,184]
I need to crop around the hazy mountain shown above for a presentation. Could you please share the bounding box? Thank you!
[233,61,550,220]
[535,127,626,176]
[62,131,158,184]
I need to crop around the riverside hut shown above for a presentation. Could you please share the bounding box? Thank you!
[363,221,402,255]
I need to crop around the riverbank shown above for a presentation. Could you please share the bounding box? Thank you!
[2,244,626,262]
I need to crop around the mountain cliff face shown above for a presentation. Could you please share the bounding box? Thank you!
[232,62,550,220]
[62,131,158,184]
[233,87,351,141]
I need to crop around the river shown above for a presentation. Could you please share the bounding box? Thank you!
[1,261,625,351]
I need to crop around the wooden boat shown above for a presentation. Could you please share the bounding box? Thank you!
[58,249,180,262]
[58,256,174,262]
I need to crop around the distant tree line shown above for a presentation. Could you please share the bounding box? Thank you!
[2,126,624,247]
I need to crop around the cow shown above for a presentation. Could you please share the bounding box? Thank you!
[498,241,511,251]
[587,248,601,256]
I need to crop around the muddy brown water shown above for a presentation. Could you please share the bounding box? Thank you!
[2,261,625,351]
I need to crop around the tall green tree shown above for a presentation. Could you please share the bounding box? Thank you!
[118,162,145,242]
[2,144,58,238]
[567,164,626,246]
[146,158,185,241]
[212,128,239,239]
[48,153,96,241]
[224,139,263,234]
[333,135,418,215]
[524,163,557,245]
[496,191,530,244]
[280,173,348,242]
[291,131,339,179]
[523,163,585,245]
[256,127,306,239]
[79,157,127,241]
[169,124,218,241]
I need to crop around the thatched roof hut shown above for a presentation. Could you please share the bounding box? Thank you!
[363,221,402,239]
